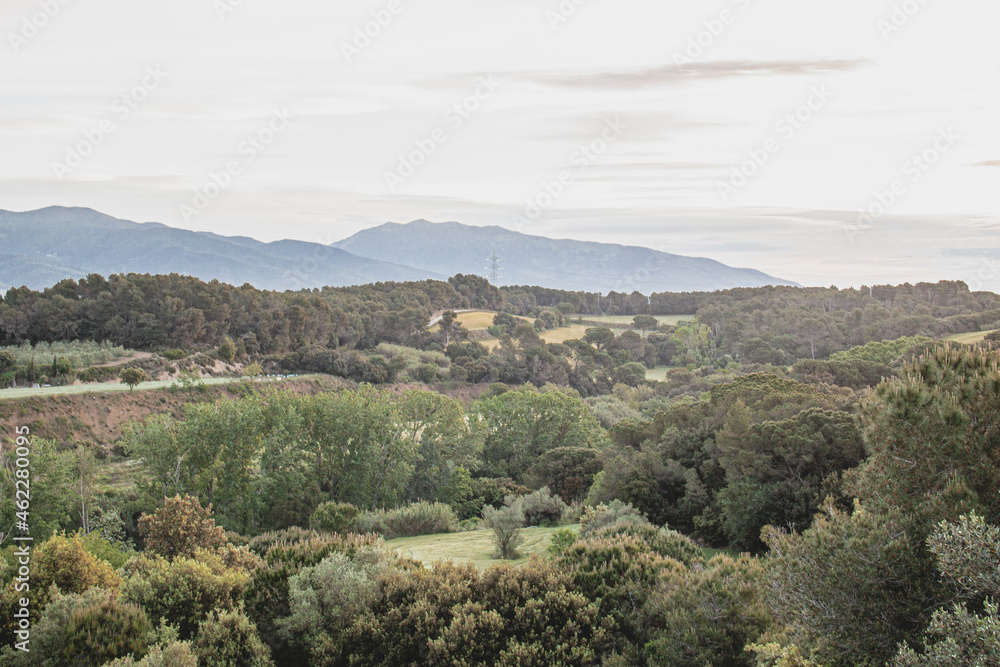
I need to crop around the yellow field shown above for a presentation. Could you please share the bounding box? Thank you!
[947,329,999,344]
[540,324,591,344]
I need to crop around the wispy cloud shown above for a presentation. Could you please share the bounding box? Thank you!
[516,59,870,90]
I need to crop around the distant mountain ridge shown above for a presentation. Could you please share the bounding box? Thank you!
[0,207,442,292]
[334,220,797,293]
[0,207,796,293]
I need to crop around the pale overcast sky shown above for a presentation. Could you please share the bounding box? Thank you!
[1,0,998,289]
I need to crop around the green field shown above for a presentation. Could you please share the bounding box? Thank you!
[0,376,246,400]
[386,525,574,569]
[645,366,671,381]
[579,314,695,327]
[386,525,732,570]
[947,329,999,344]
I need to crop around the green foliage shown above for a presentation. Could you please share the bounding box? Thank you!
[893,601,1000,667]
[506,487,567,527]
[482,503,525,559]
[216,337,237,363]
[475,385,608,483]
[546,528,578,557]
[29,533,122,610]
[121,367,146,392]
[308,501,358,534]
[4,587,149,667]
[527,447,602,503]
[101,641,198,667]
[355,501,459,539]
[641,555,773,667]
[830,336,932,365]
[345,558,612,666]
[0,340,131,370]
[762,501,933,667]
[120,550,252,640]
[558,533,682,648]
[193,610,274,667]
[279,547,394,662]
[579,500,646,537]
[138,495,227,560]
[591,519,704,567]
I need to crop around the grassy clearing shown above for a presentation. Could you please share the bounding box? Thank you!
[0,376,246,400]
[947,329,999,344]
[578,315,695,327]
[386,525,574,569]
[386,525,732,569]
[645,366,672,382]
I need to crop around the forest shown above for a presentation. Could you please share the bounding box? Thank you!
[0,272,999,666]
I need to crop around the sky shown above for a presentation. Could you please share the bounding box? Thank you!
[1,0,998,290]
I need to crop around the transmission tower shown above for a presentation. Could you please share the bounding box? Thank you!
[486,249,501,285]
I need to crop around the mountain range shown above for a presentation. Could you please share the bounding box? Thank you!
[0,207,796,293]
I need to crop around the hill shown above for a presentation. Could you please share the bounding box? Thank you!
[334,219,797,293]
[1,207,795,294]
[0,207,442,291]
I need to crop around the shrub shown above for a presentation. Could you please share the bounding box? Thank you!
[193,610,274,667]
[482,504,524,560]
[162,349,187,361]
[355,502,458,539]
[547,528,578,558]
[641,555,773,667]
[308,502,359,534]
[31,533,122,610]
[345,558,612,666]
[558,535,684,648]
[139,495,227,560]
[280,547,395,662]
[19,587,150,667]
[505,487,567,527]
[591,520,704,567]
[102,642,198,667]
[121,551,252,639]
[579,500,647,537]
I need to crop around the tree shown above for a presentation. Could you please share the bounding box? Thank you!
[217,336,237,363]
[632,315,659,337]
[243,362,264,382]
[121,367,146,392]
[482,503,524,559]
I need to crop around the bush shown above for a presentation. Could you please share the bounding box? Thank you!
[102,642,198,667]
[505,487,567,527]
[139,495,227,560]
[591,519,704,567]
[355,502,458,539]
[193,610,274,667]
[31,533,122,610]
[17,587,150,667]
[280,547,395,662]
[121,551,252,639]
[482,504,524,560]
[162,349,187,361]
[579,500,647,537]
[308,502,359,534]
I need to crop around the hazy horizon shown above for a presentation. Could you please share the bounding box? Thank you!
[2,0,998,290]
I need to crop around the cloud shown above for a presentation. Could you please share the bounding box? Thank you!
[972,160,1000,167]
[516,59,869,90]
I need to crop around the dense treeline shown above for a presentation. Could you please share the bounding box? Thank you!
[4,274,999,369]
